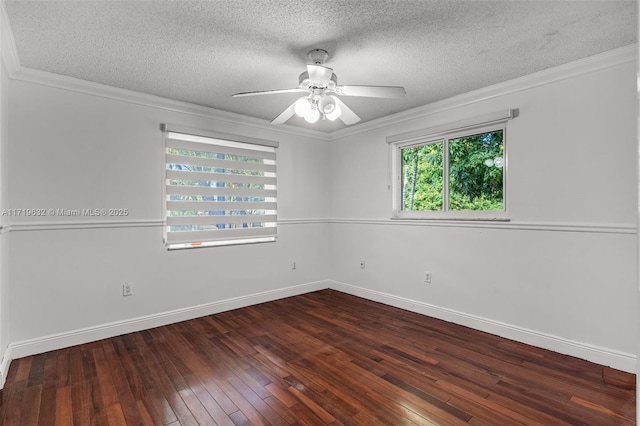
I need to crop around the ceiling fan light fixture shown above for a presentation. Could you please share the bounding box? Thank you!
[304,108,320,123]
[319,95,337,114]
[325,104,342,121]
[235,48,404,127]
[294,97,311,117]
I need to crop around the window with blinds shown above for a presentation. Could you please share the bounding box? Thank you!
[162,125,278,249]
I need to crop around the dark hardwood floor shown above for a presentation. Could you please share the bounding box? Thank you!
[0,289,635,425]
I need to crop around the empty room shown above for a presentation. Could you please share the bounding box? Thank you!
[0,0,637,424]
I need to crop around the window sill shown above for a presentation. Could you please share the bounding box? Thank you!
[392,211,509,222]
[391,216,510,222]
[167,236,276,250]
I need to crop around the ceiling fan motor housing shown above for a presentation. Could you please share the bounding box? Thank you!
[298,71,338,91]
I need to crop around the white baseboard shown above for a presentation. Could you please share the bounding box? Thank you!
[1,280,330,385]
[1,278,634,390]
[328,280,636,373]
[0,345,12,389]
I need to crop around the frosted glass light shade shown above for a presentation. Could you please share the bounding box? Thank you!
[319,95,337,114]
[325,104,342,121]
[294,98,311,117]
[304,108,320,123]
[493,157,504,168]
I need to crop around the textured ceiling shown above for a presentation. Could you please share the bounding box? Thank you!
[4,0,638,132]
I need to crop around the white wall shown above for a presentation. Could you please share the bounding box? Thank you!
[0,44,637,380]
[4,77,331,355]
[327,53,638,371]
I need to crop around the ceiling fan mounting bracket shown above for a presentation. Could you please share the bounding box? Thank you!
[307,49,329,65]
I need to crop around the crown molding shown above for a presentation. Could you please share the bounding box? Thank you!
[9,66,331,141]
[0,1,329,142]
[2,0,636,144]
[329,44,639,140]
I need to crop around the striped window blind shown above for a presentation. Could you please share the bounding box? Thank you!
[162,125,278,249]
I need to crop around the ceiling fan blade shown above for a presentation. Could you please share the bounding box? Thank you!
[334,97,360,125]
[307,64,333,85]
[271,101,297,124]
[337,85,406,98]
[232,88,307,98]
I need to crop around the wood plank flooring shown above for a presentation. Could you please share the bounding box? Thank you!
[0,289,635,425]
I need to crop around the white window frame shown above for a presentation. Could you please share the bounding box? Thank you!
[388,110,514,220]
[161,124,279,249]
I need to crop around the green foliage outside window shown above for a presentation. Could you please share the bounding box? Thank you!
[401,130,504,212]
[167,147,267,230]
[401,143,443,211]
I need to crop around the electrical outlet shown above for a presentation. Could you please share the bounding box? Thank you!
[360,260,366,269]
[424,271,431,283]
[291,261,297,270]
[123,282,132,296]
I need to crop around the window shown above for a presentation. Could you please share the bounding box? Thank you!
[162,125,278,249]
[389,110,513,220]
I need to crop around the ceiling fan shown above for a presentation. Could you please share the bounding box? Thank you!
[232,49,406,125]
